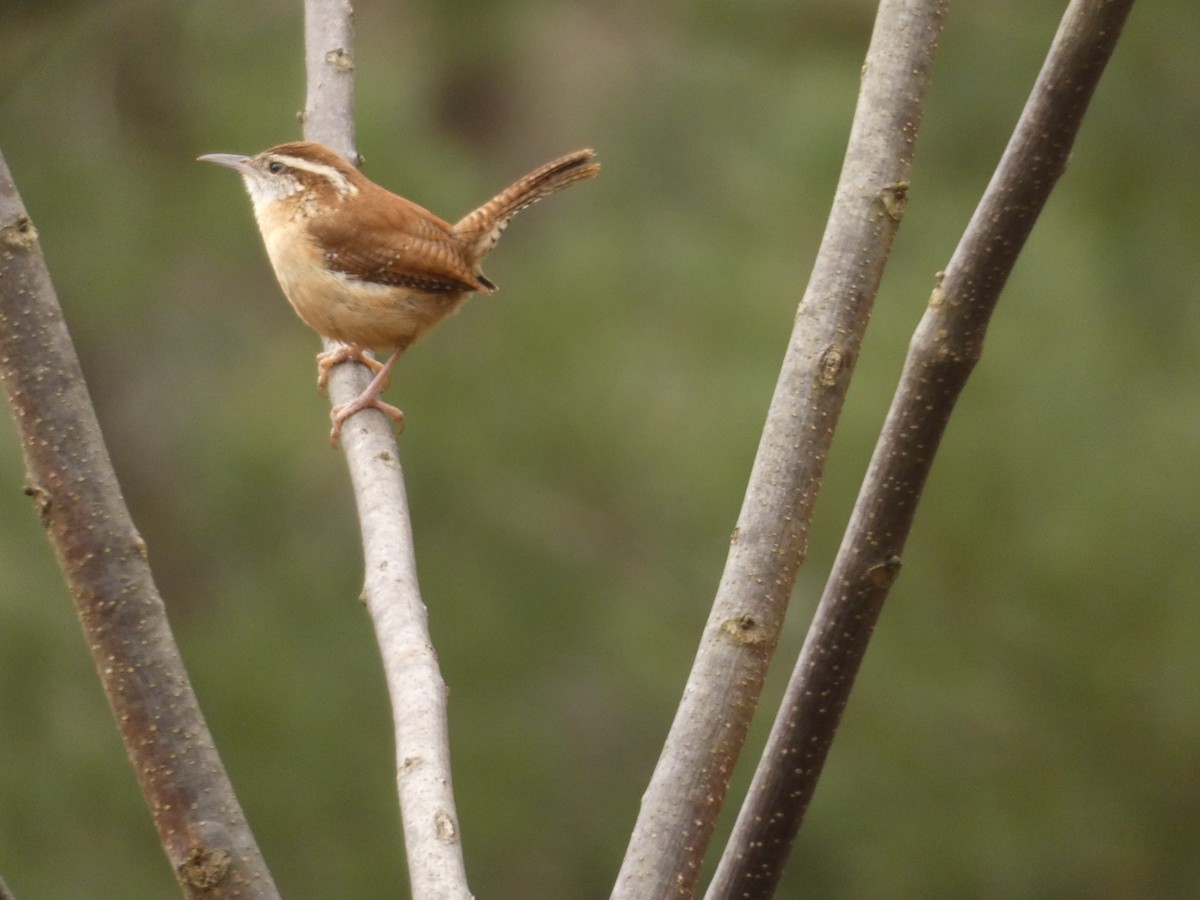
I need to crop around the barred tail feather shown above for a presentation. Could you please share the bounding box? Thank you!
[453,149,599,261]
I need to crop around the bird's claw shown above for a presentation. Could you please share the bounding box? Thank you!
[316,345,387,393]
[328,395,405,446]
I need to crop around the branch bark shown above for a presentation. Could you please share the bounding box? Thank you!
[706,2,1136,896]
[610,3,946,897]
[0,154,279,898]
[302,3,473,898]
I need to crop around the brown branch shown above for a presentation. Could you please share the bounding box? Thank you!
[610,2,946,897]
[705,1,1137,897]
[301,3,473,898]
[0,154,279,897]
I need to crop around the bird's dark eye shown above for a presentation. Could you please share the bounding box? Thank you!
[267,161,285,174]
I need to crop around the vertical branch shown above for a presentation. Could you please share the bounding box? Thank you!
[302,0,356,158]
[301,3,473,898]
[0,154,279,898]
[707,1,1136,897]
[611,2,947,897]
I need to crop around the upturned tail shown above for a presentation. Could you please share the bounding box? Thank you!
[453,149,600,263]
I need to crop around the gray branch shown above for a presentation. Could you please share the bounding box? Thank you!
[0,155,279,898]
[302,2,473,898]
[610,2,947,897]
[303,0,356,161]
[706,1,1137,897]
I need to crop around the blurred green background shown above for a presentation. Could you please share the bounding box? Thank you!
[2,1,1198,897]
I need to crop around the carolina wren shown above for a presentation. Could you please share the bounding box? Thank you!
[198,141,599,442]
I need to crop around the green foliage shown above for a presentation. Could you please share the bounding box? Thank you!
[2,1,1199,897]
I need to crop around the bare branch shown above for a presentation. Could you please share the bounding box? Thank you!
[0,154,279,898]
[302,3,473,898]
[611,2,947,897]
[302,0,356,159]
[706,2,1137,897]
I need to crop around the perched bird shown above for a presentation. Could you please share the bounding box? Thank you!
[199,141,599,442]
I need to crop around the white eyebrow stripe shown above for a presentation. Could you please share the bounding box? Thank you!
[271,155,359,196]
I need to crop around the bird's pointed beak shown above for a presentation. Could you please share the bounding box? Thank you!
[197,153,255,176]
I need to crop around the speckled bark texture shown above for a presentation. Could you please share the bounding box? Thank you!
[0,153,279,898]
[708,2,1136,897]
[612,3,948,897]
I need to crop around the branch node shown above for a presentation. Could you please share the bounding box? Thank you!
[721,615,770,647]
[401,755,422,773]
[435,809,460,843]
[177,846,232,890]
[324,47,354,72]
[1,214,38,248]
[865,555,902,589]
[879,181,909,222]
[22,480,51,522]
[817,346,848,387]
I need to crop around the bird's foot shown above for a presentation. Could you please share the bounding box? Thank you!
[316,345,386,393]
[329,391,405,446]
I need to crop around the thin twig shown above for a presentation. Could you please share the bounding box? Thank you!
[302,2,473,898]
[0,154,279,898]
[706,2,1136,897]
[610,2,946,897]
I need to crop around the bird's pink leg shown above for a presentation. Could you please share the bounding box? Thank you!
[315,344,386,393]
[328,348,405,444]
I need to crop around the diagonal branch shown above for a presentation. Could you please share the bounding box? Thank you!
[610,2,947,897]
[0,153,279,898]
[706,2,1137,897]
[301,2,472,898]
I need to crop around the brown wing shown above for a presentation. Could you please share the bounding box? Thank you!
[310,185,494,295]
